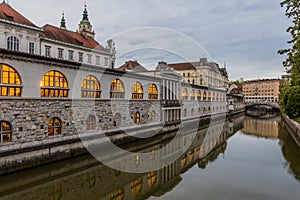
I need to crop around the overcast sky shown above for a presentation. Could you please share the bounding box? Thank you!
[10,0,291,80]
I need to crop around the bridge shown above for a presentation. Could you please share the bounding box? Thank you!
[245,102,280,110]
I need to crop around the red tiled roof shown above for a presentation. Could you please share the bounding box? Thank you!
[168,62,197,71]
[0,3,38,28]
[117,60,146,72]
[42,24,107,51]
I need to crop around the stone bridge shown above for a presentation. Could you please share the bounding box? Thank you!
[245,102,280,110]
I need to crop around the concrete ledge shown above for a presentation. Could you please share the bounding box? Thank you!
[282,114,300,148]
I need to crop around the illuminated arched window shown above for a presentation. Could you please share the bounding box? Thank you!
[216,93,219,101]
[196,147,200,157]
[203,107,206,114]
[132,82,143,99]
[189,150,194,161]
[0,64,22,97]
[151,111,156,122]
[198,108,201,115]
[203,91,207,101]
[48,117,62,136]
[0,121,12,143]
[182,88,188,100]
[7,36,19,51]
[113,113,122,127]
[208,92,211,101]
[197,90,201,101]
[40,71,69,97]
[212,92,215,101]
[81,75,101,98]
[181,155,187,167]
[86,115,96,130]
[109,189,124,200]
[220,93,223,101]
[134,112,140,124]
[208,107,211,113]
[110,79,125,98]
[131,177,142,198]
[148,84,158,99]
[191,108,195,116]
[190,89,195,100]
[148,171,157,188]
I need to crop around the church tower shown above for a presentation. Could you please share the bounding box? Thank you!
[78,2,95,38]
[60,11,66,29]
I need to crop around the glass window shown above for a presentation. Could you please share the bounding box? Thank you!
[0,121,12,143]
[208,92,211,101]
[197,90,201,101]
[48,117,61,136]
[45,46,51,57]
[81,75,101,98]
[148,171,157,188]
[132,82,143,99]
[0,64,22,97]
[131,177,142,198]
[182,88,188,100]
[190,89,195,100]
[68,50,74,61]
[110,79,125,98]
[58,48,64,59]
[104,58,109,66]
[87,54,92,64]
[40,70,69,97]
[86,115,96,130]
[113,113,122,127]
[29,42,35,54]
[134,112,141,124]
[96,56,100,65]
[148,84,158,99]
[109,189,124,200]
[78,52,83,62]
[7,36,19,51]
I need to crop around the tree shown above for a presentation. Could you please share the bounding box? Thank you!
[278,0,300,86]
[280,86,300,118]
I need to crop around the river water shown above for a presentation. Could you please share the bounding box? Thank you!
[0,114,300,200]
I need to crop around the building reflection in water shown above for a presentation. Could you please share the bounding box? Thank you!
[0,115,245,200]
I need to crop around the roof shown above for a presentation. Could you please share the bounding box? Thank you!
[0,3,38,28]
[117,60,148,72]
[168,62,197,71]
[42,24,107,51]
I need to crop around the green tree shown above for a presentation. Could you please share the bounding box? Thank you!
[280,86,300,118]
[278,0,300,86]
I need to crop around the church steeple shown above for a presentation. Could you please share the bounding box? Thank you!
[60,11,66,30]
[78,2,95,38]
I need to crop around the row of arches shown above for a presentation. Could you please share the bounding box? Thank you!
[0,64,159,99]
[182,106,226,117]
[182,88,225,101]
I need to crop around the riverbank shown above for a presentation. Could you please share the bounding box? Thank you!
[282,114,300,148]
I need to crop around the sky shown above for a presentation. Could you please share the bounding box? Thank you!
[9,0,292,80]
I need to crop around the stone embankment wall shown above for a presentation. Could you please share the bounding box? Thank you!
[282,114,300,148]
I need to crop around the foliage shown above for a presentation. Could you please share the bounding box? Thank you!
[231,80,241,86]
[280,86,300,118]
[278,0,300,86]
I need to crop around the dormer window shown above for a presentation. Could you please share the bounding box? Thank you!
[7,16,14,21]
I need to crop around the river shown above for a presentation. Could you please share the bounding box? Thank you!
[0,114,299,200]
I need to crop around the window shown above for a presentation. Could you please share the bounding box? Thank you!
[45,46,51,57]
[87,54,92,64]
[197,90,201,101]
[7,36,19,51]
[81,75,101,98]
[182,88,188,100]
[131,177,142,198]
[190,89,195,100]
[181,155,187,167]
[29,42,35,54]
[113,113,122,127]
[189,150,194,161]
[134,112,141,124]
[109,189,124,200]
[58,48,64,59]
[203,91,207,100]
[96,56,100,65]
[132,82,143,99]
[183,108,187,117]
[208,92,211,101]
[40,70,69,97]
[68,50,74,61]
[110,79,125,98]
[78,52,83,62]
[151,111,156,122]
[191,108,195,116]
[86,115,96,130]
[104,58,109,66]
[148,84,158,99]
[0,121,12,143]
[0,64,22,97]
[148,171,157,188]
[183,73,185,77]
[48,117,61,136]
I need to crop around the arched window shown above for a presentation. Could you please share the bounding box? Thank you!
[109,189,124,200]
[48,117,62,136]
[181,155,187,167]
[190,89,195,100]
[134,112,140,124]
[151,111,156,122]
[191,108,195,116]
[0,64,22,96]
[183,108,187,117]
[182,88,188,100]
[189,150,194,161]
[113,113,122,127]
[110,79,125,98]
[197,90,201,101]
[40,71,69,97]
[148,84,158,99]
[148,171,157,188]
[131,177,142,198]
[0,121,12,143]
[81,75,101,98]
[203,107,206,114]
[132,82,143,99]
[208,107,211,113]
[212,92,215,101]
[216,93,219,101]
[196,147,200,157]
[86,115,96,130]
[203,91,207,101]
[198,108,201,115]
[7,36,19,51]
[208,92,211,101]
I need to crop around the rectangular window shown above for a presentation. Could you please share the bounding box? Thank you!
[58,48,64,59]
[104,57,109,66]
[29,42,35,54]
[87,54,92,64]
[96,56,100,65]
[68,50,74,61]
[78,52,83,62]
[45,46,51,57]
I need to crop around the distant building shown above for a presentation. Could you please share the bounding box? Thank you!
[242,79,280,103]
